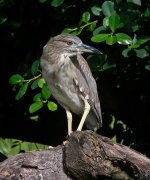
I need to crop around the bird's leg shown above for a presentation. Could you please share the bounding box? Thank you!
[66,109,73,135]
[77,98,90,131]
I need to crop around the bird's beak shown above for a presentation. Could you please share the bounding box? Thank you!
[78,43,102,55]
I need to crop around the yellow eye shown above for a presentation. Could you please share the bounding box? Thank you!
[67,41,73,45]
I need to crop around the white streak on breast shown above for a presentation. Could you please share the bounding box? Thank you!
[79,86,84,92]
[74,79,79,86]
[85,94,89,100]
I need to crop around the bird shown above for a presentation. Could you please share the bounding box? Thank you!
[40,34,102,135]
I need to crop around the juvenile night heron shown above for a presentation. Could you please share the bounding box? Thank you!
[41,34,102,135]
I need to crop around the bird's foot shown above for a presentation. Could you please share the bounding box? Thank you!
[68,130,73,136]
[48,146,54,149]
[63,140,69,145]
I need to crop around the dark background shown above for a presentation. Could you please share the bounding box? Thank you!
[0,0,150,160]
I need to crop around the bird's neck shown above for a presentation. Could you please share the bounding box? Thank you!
[41,52,72,75]
[59,53,71,67]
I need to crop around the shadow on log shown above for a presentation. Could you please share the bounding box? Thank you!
[0,131,150,179]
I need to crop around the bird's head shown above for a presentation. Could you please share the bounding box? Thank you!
[51,34,102,57]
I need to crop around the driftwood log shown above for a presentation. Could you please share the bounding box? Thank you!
[0,131,150,180]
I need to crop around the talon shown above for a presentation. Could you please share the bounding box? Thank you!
[63,140,69,145]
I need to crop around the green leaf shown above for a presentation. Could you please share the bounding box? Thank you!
[0,138,48,157]
[31,78,40,90]
[86,54,105,70]
[91,34,109,43]
[131,24,139,32]
[93,26,105,35]
[145,65,150,71]
[15,83,29,100]
[29,101,43,113]
[122,48,131,58]
[127,0,141,6]
[63,27,83,36]
[112,135,117,143]
[103,62,116,72]
[106,36,117,45]
[91,6,101,16]
[0,138,12,157]
[33,93,42,102]
[10,140,21,155]
[103,17,109,28]
[47,101,57,111]
[131,38,150,48]
[31,60,40,75]
[82,12,90,23]
[38,78,45,88]
[41,84,51,100]
[102,1,115,17]
[134,49,148,59]
[71,28,83,36]
[62,28,73,33]
[39,0,47,3]
[21,141,48,151]
[109,13,120,32]
[9,74,24,85]
[20,141,35,152]
[34,143,48,150]
[30,115,39,122]
[136,38,150,45]
[0,138,21,157]
[116,33,132,45]
[117,120,128,132]
[109,115,116,130]
[89,22,96,31]
[21,141,41,151]
[51,0,64,7]
[143,9,150,17]
[0,15,7,24]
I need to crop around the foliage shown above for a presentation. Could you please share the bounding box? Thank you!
[9,60,57,113]
[0,0,150,158]
[0,138,48,157]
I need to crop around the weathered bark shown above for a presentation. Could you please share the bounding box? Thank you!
[64,131,150,180]
[0,145,70,180]
[0,131,150,180]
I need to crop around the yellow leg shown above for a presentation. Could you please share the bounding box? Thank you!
[77,99,90,131]
[66,109,73,135]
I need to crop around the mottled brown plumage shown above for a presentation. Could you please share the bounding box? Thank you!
[41,34,102,134]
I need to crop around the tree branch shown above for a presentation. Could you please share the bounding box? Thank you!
[0,131,150,179]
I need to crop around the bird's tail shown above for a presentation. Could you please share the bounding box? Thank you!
[85,111,102,131]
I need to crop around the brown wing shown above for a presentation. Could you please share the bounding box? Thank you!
[71,54,102,127]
